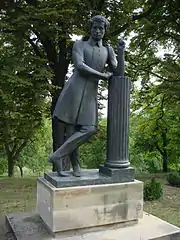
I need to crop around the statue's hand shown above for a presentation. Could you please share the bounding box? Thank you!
[105,72,113,80]
[102,72,113,80]
[118,39,125,49]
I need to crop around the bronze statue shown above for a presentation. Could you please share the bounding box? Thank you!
[49,15,117,177]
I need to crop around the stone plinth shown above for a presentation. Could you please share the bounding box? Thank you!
[36,177,143,233]
[44,169,135,188]
[99,165,135,182]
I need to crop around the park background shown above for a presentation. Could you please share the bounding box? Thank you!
[0,0,179,238]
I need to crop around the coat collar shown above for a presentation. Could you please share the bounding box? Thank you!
[88,37,103,47]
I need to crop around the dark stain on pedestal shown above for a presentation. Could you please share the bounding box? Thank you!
[94,208,101,222]
[111,202,128,220]
[110,192,128,220]
[103,194,109,218]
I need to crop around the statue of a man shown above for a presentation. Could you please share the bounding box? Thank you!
[49,15,117,177]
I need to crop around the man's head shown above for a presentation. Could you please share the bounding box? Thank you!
[89,15,110,41]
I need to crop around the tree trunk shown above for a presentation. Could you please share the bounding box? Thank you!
[162,152,168,172]
[7,155,14,177]
[4,143,15,177]
[51,42,70,171]
[162,130,168,173]
[18,166,24,178]
[51,117,67,171]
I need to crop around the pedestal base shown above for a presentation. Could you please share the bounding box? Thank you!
[99,165,135,182]
[36,177,143,233]
[6,212,180,240]
[44,169,135,188]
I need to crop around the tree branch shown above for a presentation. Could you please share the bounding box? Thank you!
[4,142,11,157]
[32,30,58,70]
[111,0,162,36]
[13,140,28,160]
[27,37,43,58]
[132,0,162,21]
[155,142,164,156]
[163,32,180,43]
[128,59,170,82]
[25,0,38,6]
[110,23,130,36]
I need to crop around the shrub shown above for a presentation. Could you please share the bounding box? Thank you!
[144,178,163,201]
[167,172,180,187]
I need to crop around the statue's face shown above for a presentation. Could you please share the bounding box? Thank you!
[90,21,105,41]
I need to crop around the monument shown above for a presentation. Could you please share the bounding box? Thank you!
[48,15,116,177]
[6,15,180,240]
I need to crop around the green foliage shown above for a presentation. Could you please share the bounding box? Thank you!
[167,172,180,187]
[127,0,180,174]
[19,119,52,175]
[0,0,180,175]
[144,178,163,201]
[0,39,51,176]
[0,157,7,175]
[130,83,180,173]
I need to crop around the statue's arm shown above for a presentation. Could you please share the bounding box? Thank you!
[107,45,117,73]
[72,40,108,80]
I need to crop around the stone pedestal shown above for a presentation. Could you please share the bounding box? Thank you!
[6,174,180,240]
[36,177,143,233]
[44,169,135,188]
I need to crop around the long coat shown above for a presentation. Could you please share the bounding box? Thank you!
[53,38,117,126]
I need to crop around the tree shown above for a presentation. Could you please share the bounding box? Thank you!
[2,0,179,174]
[130,83,180,173]
[0,0,165,171]
[19,119,52,176]
[0,37,50,176]
[125,0,180,172]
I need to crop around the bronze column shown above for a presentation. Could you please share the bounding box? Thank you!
[99,40,134,181]
[106,39,130,168]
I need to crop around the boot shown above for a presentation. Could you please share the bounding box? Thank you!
[48,156,70,177]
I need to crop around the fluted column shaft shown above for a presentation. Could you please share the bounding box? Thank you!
[104,39,130,168]
[105,75,130,168]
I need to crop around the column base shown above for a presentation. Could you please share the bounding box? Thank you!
[105,160,130,168]
[99,165,135,182]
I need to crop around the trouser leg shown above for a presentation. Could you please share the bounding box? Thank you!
[50,125,96,161]
[66,124,80,176]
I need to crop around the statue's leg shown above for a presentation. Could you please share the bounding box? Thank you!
[49,125,96,177]
[70,149,81,177]
[52,157,70,177]
[66,124,81,177]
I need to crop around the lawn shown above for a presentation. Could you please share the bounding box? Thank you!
[0,177,37,216]
[137,173,180,227]
[0,173,179,228]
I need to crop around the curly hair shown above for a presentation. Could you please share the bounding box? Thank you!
[89,15,110,31]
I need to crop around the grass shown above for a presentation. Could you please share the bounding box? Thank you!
[137,173,180,227]
[0,177,37,215]
[0,173,179,227]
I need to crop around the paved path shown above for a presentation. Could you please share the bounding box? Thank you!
[0,216,14,240]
